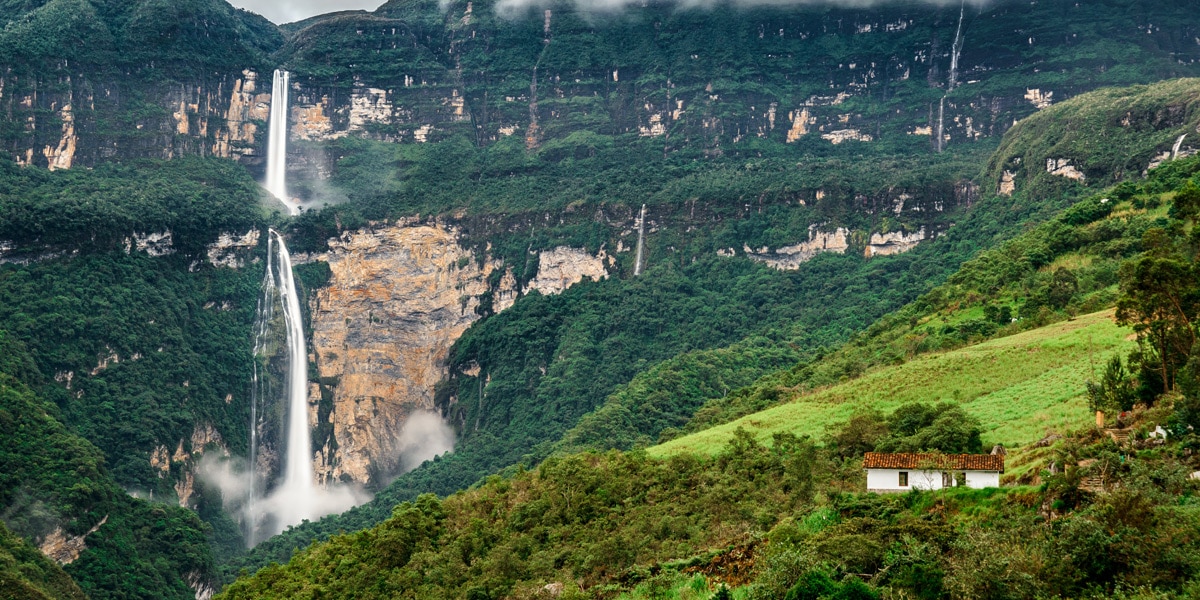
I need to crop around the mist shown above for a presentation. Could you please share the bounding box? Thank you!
[494,0,990,16]
[395,410,457,474]
[197,454,370,545]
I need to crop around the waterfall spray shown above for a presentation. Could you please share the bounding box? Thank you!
[634,204,647,277]
[1173,134,1188,160]
[245,234,278,546]
[231,230,368,546]
[266,70,297,216]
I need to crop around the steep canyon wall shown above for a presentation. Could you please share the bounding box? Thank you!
[300,222,609,486]
[5,1,1198,170]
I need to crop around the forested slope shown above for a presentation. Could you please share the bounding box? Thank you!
[218,108,1200,600]
[228,79,1200,581]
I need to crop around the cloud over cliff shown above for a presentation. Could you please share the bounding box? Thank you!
[228,0,382,25]
[494,0,989,14]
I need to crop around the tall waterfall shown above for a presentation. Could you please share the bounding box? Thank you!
[266,70,298,216]
[633,204,647,276]
[272,230,316,507]
[245,234,277,546]
[239,230,366,546]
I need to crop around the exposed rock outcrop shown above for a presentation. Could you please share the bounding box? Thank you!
[307,223,500,485]
[207,229,261,268]
[304,223,608,485]
[1046,158,1085,181]
[39,516,107,565]
[999,170,1016,196]
[745,227,851,270]
[786,108,811,142]
[44,102,77,171]
[865,229,927,257]
[821,129,872,145]
[126,232,175,257]
[1025,88,1053,109]
[527,247,609,295]
[213,70,271,160]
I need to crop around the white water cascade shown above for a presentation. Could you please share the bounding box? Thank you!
[633,204,647,276]
[238,230,366,546]
[266,70,298,216]
[272,230,316,507]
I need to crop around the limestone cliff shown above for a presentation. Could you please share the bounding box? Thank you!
[745,227,851,270]
[307,222,495,485]
[527,247,610,295]
[303,222,608,486]
[865,229,928,257]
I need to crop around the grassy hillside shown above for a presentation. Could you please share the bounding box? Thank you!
[651,310,1132,458]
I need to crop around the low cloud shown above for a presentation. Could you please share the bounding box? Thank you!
[197,454,370,546]
[395,410,457,474]
[228,0,383,25]
[495,0,989,15]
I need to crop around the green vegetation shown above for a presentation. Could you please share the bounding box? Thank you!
[0,332,219,600]
[218,412,1200,600]
[221,85,1200,599]
[652,310,1132,457]
[0,521,86,600]
[2,2,1200,596]
[0,159,275,597]
[235,80,1200,579]
[0,157,268,251]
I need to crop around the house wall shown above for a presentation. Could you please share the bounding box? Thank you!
[867,468,1001,492]
[866,468,946,492]
[964,470,1000,488]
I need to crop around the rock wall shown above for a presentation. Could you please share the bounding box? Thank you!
[2,69,270,170]
[2,3,1195,172]
[306,222,497,485]
[302,222,611,486]
[865,229,927,257]
[745,227,851,270]
[527,247,610,295]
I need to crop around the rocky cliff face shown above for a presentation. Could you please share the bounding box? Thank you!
[5,1,1197,171]
[302,221,608,486]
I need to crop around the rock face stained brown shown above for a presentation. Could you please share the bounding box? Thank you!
[306,222,610,485]
[307,222,502,486]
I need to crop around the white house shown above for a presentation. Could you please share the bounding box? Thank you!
[863,452,1004,493]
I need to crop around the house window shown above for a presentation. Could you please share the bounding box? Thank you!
[898,472,908,487]
[943,472,952,488]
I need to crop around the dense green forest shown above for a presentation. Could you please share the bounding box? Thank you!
[0,158,276,598]
[218,124,1200,600]
[228,79,1200,580]
[0,332,221,600]
[0,0,1198,596]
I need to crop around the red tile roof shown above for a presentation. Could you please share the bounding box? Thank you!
[863,452,1004,472]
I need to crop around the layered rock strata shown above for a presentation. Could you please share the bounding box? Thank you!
[306,222,607,485]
